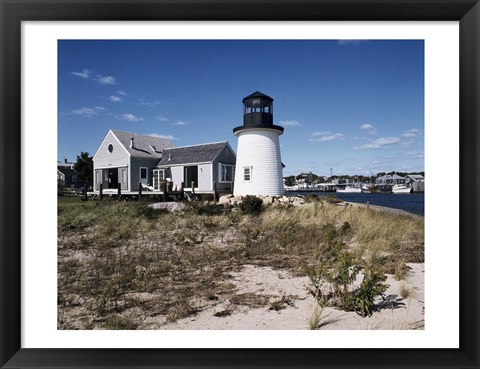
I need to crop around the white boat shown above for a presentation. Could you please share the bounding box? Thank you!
[337,185,362,193]
[361,184,371,194]
[392,184,412,194]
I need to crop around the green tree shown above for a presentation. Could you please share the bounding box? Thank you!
[74,152,93,184]
[284,175,296,187]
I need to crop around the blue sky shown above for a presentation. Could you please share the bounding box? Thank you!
[58,40,424,177]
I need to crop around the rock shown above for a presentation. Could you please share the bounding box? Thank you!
[218,195,232,205]
[293,196,305,204]
[148,202,186,212]
[262,196,274,205]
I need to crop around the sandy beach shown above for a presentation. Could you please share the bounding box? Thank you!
[156,263,424,330]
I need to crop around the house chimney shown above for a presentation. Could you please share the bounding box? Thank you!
[64,158,67,163]
[130,137,134,148]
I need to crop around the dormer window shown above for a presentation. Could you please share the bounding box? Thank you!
[150,145,163,154]
[108,144,113,153]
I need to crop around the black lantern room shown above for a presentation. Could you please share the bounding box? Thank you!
[233,91,284,134]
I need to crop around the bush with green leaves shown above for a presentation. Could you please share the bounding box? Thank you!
[353,265,388,317]
[305,224,389,317]
[239,195,264,216]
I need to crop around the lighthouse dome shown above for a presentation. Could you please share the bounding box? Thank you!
[233,91,284,135]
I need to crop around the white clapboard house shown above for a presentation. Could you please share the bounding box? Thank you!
[93,129,236,194]
[154,142,236,193]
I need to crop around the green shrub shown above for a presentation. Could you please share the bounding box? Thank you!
[306,247,388,317]
[353,267,388,317]
[239,195,264,216]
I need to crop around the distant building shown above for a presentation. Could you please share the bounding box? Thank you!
[57,169,65,184]
[331,178,354,185]
[375,174,406,186]
[296,172,317,185]
[406,174,425,192]
[57,159,80,188]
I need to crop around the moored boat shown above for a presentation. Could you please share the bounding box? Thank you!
[361,184,371,194]
[369,185,392,194]
[392,184,412,194]
[337,185,362,193]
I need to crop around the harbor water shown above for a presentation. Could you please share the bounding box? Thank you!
[287,191,424,216]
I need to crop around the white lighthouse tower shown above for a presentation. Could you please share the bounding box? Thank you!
[233,91,284,197]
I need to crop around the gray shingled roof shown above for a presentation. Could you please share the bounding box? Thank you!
[111,130,173,159]
[156,142,229,166]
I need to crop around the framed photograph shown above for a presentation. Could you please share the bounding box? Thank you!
[1,0,479,368]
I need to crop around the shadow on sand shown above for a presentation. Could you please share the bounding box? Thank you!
[373,294,406,312]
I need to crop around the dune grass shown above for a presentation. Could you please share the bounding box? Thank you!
[57,196,424,329]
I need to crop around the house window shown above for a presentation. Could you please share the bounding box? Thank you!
[243,167,252,182]
[72,175,77,183]
[108,144,113,153]
[219,164,235,183]
[122,169,127,183]
[96,171,100,185]
[140,167,148,185]
[152,169,165,191]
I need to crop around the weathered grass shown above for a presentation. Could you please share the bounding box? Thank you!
[400,283,415,299]
[58,197,424,329]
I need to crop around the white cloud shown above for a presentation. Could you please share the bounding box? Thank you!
[117,91,127,96]
[110,96,123,103]
[173,121,189,126]
[67,106,106,118]
[140,98,160,107]
[354,137,401,150]
[71,69,117,85]
[405,150,424,159]
[155,116,169,122]
[96,75,116,85]
[360,123,376,134]
[309,131,344,142]
[71,69,92,79]
[279,120,301,127]
[114,113,143,122]
[149,133,176,140]
[402,129,421,138]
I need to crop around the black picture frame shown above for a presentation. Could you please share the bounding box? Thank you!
[1,0,479,368]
